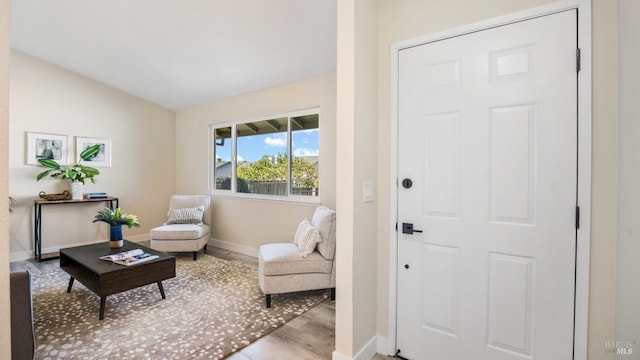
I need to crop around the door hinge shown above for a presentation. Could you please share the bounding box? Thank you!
[576,48,581,73]
[575,206,580,229]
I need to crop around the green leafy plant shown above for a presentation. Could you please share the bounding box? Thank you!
[36,144,101,184]
[93,207,140,228]
[216,176,250,193]
[237,153,319,189]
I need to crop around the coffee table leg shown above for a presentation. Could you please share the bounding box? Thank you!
[67,277,75,293]
[99,297,106,320]
[157,281,166,299]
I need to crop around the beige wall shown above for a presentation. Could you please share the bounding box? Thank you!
[1,0,11,354]
[336,0,357,356]
[352,0,379,353]
[175,74,336,254]
[590,1,618,358]
[616,0,639,350]
[9,51,176,261]
[335,0,379,357]
[375,0,618,359]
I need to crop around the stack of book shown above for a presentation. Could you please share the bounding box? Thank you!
[86,192,108,199]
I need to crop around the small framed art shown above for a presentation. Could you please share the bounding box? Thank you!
[76,137,111,167]
[26,132,69,165]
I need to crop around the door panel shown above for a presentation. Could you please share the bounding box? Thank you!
[397,10,577,360]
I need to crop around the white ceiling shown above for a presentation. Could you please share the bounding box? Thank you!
[10,0,337,110]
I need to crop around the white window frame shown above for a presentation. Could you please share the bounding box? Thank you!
[209,107,321,205]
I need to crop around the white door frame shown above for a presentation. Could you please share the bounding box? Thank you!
[387,0,592,358]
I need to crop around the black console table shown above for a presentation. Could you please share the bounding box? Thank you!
[34,197,119,261]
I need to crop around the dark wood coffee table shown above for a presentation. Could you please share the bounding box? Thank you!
[59,240,176,320]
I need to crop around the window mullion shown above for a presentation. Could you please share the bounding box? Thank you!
[287,116,292,196]
[210,126,215,192]
[231,123,237,193]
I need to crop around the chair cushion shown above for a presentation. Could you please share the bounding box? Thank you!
[311,206,336,259]
[167,206,205,224]
[150,224,210,240]
[293,218,321,257]
[259,243,333,276]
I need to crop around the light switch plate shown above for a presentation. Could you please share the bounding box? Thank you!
[363,181,374,202]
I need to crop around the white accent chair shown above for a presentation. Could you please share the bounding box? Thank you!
[258,206,336,308]
[150,195,211,260]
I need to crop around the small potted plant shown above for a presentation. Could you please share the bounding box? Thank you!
[36,144,102,200]
[93,207,140,248]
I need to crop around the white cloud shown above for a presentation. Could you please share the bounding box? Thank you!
[295,129,318,135]
[293,148,319,157]
[236,155,245,162]
[264,135,286,147]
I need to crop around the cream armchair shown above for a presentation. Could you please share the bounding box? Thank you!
[258,206,336,308]
[150,195,211,260]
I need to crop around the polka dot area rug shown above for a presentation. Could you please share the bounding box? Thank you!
[31,253,329,359]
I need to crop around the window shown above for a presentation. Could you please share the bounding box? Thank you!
[211,108,319,201]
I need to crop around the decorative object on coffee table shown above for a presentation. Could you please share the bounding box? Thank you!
[93,207,140,248]
[36,143,101,200]
[109,225,123,248]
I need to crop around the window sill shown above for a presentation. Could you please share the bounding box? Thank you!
[210,191,321,206]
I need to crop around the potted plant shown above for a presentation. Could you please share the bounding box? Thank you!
[36,144,101,200]
[93,207,140,248]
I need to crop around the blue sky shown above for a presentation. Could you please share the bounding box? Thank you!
[223,129,319,162]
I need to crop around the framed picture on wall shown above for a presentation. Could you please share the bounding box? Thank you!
[76,136,111,167]
[26,132,69,165]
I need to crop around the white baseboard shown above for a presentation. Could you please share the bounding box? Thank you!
[332,335,387,360]
[10,235,151,263]
[10,250,33,262]
[10,236,258,262]
[126,234,149,243]
[376,336,391,357]
[354,336,379,360]
[131,235,258,258]
[208,238,259,258]
[332,351,351,360]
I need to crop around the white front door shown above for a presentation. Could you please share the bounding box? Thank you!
[397,10,578,360]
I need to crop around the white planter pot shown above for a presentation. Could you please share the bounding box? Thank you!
[70,181,83,200]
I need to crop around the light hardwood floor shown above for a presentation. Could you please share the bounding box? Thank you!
[10,244,391,360]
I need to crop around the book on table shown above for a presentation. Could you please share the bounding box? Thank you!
[86,192,108,199]
[99,249,159,266]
